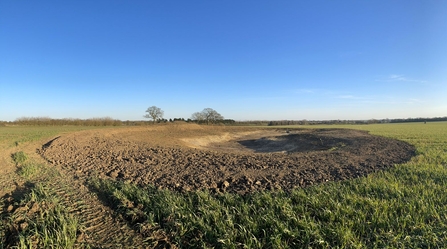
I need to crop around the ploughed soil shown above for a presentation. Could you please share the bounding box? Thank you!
[40,124,416,195]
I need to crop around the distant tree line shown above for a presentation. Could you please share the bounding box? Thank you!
[192,119,236,125]
[265,117,447,126]
[266,120,356,126]
[389,117,447,123]
[12,117,122,126]
[3,114,445,127]
[233,121,270,126]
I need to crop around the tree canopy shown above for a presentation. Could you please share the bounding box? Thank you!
[191,108,224,124]
[144,106,164,122]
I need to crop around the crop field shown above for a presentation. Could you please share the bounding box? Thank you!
[1,122,447,248]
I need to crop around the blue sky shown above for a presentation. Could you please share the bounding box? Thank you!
[1,1,446,121]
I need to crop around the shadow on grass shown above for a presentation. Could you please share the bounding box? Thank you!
[1,181,35,205]
[1,181,36,248]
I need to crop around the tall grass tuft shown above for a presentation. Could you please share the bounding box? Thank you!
[16,163,44,179]
[9,183,80,249]
[11,151,28,165]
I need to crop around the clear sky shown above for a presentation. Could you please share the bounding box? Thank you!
[1,1,446,121]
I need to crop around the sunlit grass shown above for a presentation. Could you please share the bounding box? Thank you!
[1,161,77,248]
[11,183,80,249]
[17,162,60,180]
[11,151,28,165]
[90,162,447,248]
[0,126,93,249]
[0,125,108,148]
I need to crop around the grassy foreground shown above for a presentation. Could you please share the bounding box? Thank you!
[0,126,102,248]
[1,122,447,248]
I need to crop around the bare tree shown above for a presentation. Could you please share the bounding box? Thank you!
[191,111,205,121]
[144,106,164,122]
[191,108,224,124]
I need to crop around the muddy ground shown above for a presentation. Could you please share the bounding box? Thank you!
[40,124,415,195]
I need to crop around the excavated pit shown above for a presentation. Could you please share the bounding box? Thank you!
[39,125,416,194]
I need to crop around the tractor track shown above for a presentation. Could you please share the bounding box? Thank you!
[42,169,148,248]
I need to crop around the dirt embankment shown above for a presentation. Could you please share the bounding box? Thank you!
[39,125,416,195]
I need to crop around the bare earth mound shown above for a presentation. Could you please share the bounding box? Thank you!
[39,125,415,195]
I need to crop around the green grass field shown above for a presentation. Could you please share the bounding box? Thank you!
[1,122,447,248]
[0,125,113,148]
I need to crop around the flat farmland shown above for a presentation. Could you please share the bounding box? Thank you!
[1,122,447,248]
